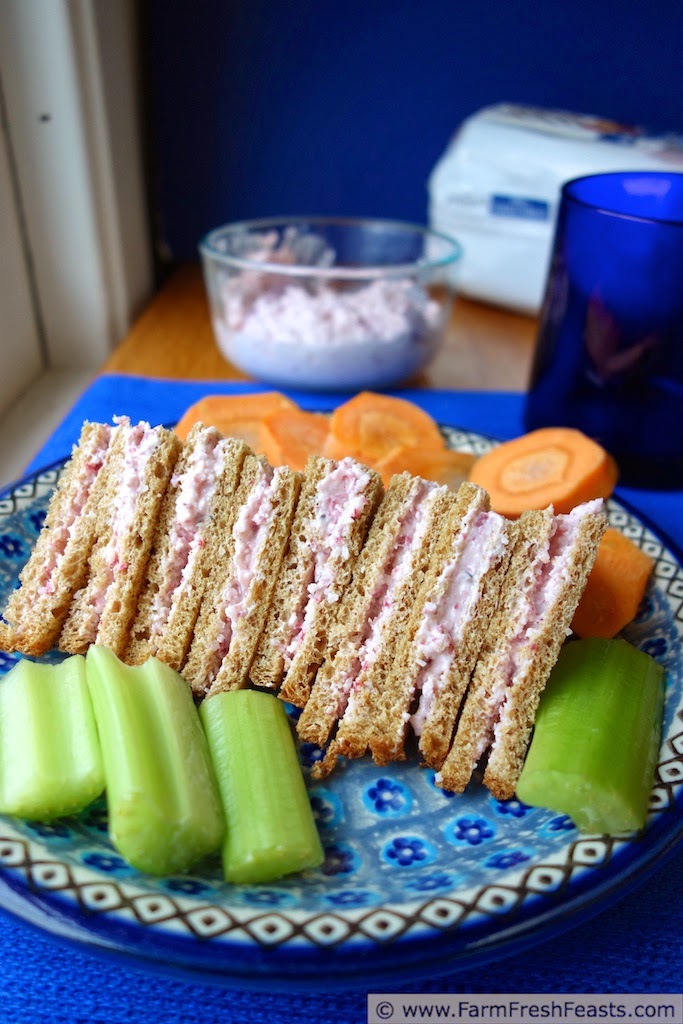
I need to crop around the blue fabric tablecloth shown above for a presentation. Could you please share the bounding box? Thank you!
[2,375,680,1022]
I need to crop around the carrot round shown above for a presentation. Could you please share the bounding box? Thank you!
[571,528,654,639]
[260,408,331,472]
[174,392,297,449]
[373,444,476,490]
[468,427,618,517]
[324,391,445,464]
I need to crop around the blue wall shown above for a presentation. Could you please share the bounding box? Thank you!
[146,0,683,262]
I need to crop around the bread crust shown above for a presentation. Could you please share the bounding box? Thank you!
[0,421,113,656]
[435,512,547,795]
[369,482,515,769]
[252,455,383,704]
[482,504,607,799]
[58,422,182,658]
[438,503,607,798]
[300,475,452,779]
[183,456,301,696]
[125,427,250,669]
[297,473,420,749]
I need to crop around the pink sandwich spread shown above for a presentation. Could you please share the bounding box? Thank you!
[36,425,111,600]
[329,479,444,720]
[281,458,373,669]
[206,463,286,685]
[435,497,607,797]
[486,499,604,755]
[79,421,168,642]
[149,429,225,640]
[102,425,160,563]
[409,509,511,738]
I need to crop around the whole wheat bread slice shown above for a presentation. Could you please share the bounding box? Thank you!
[182,456,301,697]
[435,511,548,795]
[299,474,451,779]
[250,455,383,703]
[481,500,607,799]
[125,426,250,669]
[0,421,113,656]
[369,482,514,769]
[438,501,607,799]
[296,473,430,750]
[58,421,182,657]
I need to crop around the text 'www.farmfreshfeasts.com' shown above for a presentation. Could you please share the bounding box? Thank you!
[367,995,683,1024]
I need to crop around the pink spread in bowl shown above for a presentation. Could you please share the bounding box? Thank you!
[199,217,462,391]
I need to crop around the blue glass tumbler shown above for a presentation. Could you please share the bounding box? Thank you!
[524,171,683,487]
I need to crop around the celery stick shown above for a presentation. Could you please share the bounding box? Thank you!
[517,638,664,833]
[0,655,104,820]
[200,690,324,884]
[85,646,224,875]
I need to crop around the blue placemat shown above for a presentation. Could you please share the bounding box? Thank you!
[1,375,680,1022]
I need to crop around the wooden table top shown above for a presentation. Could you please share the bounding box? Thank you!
[102,263,538,391]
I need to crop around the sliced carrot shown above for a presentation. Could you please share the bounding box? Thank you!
[324,391,446,464]
[468,427,618,517]
[260,408,331,472]
[373,444,477,490]
[174,392,297,449]
[571,528,654,638]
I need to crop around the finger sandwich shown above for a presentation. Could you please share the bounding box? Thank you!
[182,455,301,697]
[58,418,182,658]
[0,421,114,656]
[370,481,515,770]
[298,473,452,778]
[250,455,383,705]
[437,499,608,799]
[126,424,250,670]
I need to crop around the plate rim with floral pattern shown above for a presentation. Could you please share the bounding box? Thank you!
[0,425,681,991]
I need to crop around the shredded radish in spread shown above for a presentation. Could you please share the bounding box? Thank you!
[410,510,510,737]
[149,430,224,638]
[281,458,372,668]
[206,464,284,682]
[36,427,111,597]
[328,480,443,720]
[78,420,162,643]
[485,500,603,755]
[221,231,440,347]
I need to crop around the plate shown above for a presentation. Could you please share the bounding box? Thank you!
[0,426,681,990]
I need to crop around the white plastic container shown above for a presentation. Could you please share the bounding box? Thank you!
[428,104,683,314]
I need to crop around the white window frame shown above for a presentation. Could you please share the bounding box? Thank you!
[0,0,152,372]
[0,81,43,417]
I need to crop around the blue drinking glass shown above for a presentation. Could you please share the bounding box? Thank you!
[524,171,683,487]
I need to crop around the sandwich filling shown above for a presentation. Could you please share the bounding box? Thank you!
[78,420,163,643]
[329,479,442,719]
[206,463,284,684]
[281,458,373,668]
[409,510,510,737]
[36,425,111,598]
[482,499,603,759]
[148,429,225,639]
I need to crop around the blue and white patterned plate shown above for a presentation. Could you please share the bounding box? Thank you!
[0,428,681,990]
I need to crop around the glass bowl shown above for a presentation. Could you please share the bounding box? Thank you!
[199,216,462,391]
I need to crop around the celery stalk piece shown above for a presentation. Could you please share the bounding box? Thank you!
[200,689,324,884]
[85,646,224,875]
[517,638,664,833]
[0,655,104,820]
